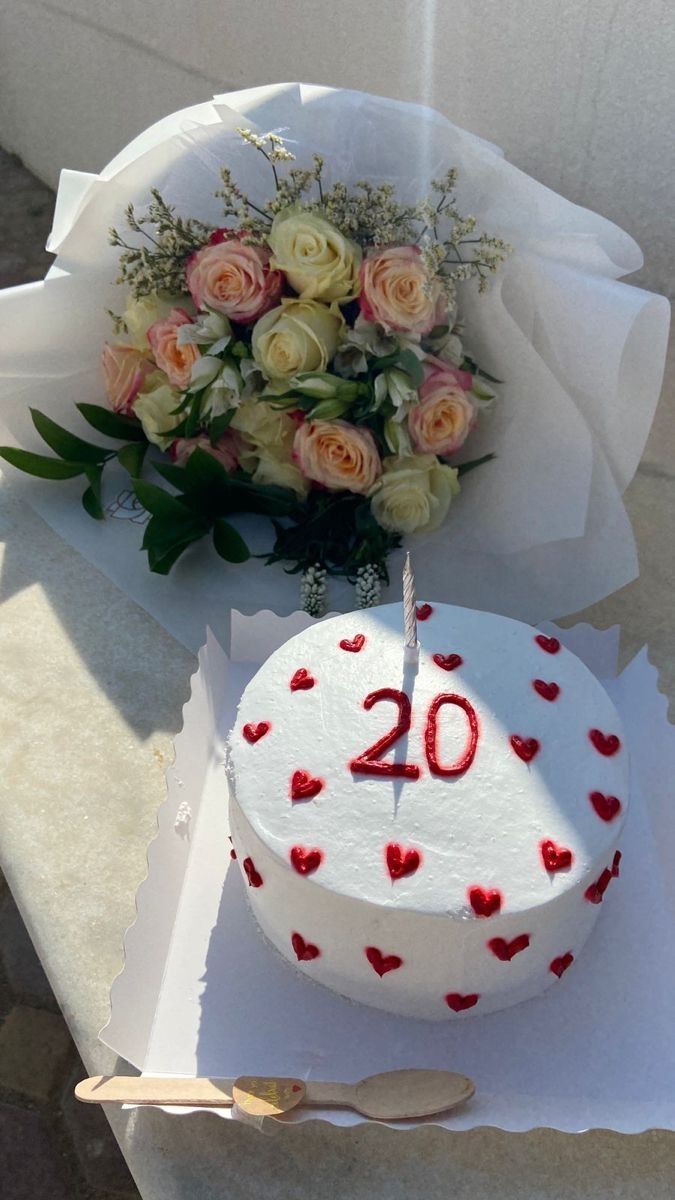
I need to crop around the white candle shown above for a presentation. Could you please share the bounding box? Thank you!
[403,552,419,665]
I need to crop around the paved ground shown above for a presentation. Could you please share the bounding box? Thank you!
[0,147,140,1200]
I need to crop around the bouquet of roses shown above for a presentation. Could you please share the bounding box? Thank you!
[1,128,508,613]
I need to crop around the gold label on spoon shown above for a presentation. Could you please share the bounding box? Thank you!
[231,1075,306,1117]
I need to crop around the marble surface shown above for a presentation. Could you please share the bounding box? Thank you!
[0,317,673,1197]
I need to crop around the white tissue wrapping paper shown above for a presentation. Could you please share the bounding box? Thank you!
[0,84,670,652]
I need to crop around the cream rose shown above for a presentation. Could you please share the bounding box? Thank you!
[268,209,361,302]
[370,454,459,534]
[133,382,183,450]
[252,446,309,497]
[122,293,188,352]
[252,298,343,385]
[231,398,308,498]
[293,419,381,495]
[409,371,475,457]
[359,245,448,336]
[171,430,242,471]
[147,308,200,390]
[101,343,153,414]
[186,234,282,323]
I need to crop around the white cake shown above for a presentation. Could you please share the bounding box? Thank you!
[227,603,628,1020]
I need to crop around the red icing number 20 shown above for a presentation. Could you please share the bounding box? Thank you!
[350,689,478,779]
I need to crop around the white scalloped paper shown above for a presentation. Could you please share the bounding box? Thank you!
[102,612,675,1132]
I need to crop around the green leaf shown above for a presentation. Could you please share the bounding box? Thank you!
[148,540,197,574]
[81,465,104,520]
[456,451,495,477]
[30,410,110,462]
[213,519,250,563]
[396,349,425,387]
[76,403,147,443]
[141,512,207,555]
[208,410,235,445]
[153,461,188,488]
[141,510,209,574]
[461,357,502,385]
[182,450,296,518]
[117,442,147,477]
[169,392,194,417]
[184,394,203,438]
[132,479,192,519]
[0,447,88,479]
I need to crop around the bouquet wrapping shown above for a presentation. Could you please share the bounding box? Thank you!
[0,84,669,649]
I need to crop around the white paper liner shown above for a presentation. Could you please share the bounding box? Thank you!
[0,83,670,650]
[101,614,675,1133]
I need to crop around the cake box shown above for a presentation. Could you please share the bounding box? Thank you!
[101,612,675,1133]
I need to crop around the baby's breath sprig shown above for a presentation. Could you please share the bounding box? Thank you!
[108,189,213,298]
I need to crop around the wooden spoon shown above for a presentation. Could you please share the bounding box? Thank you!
[76,1068,474,1120]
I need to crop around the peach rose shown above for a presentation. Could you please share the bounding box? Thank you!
[147,308,200,390]
[170,430,242,471]
[101,343,153,414]
[293,419,381,495]
[186,235,283,323]
[409,365,475,456]
[359,245,448,336]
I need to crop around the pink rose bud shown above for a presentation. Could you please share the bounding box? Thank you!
[409,362,475,456]
[170,430,242,472]
[147,308,200,390]
[293,419,381,495]
[101,343,153,414]
[359,245,448,336]
[186,236,283,324]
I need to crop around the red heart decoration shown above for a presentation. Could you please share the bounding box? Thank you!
[290,845,323,876]
[290,668,315,691]
[445,992,480,1012]
[611,850,622,878]
[535,634,561,655]
[468,886,502,918]
[386,842,421,881]
[433,652,463,672]
[416,603,433,621]
[589,728,621,756]
[365,945,403,977]
[487,934,530,962]
[290,770,324,802]
[510,735,540,763]
[243,856,263,888]
[242,721,270,744]
[291,932,320,961]
[533,679,560,702]
[589,791,621,822]
[550,952,574,978]
[340,634,365,653]
[230,848,237,860]
[540,839,573,872]
[584,867,612,904]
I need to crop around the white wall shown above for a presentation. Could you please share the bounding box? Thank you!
[0,0,673,295]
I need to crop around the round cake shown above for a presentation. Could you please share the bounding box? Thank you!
[227,603,628,1020]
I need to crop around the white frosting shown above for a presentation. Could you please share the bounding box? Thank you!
[228,604,629,1019]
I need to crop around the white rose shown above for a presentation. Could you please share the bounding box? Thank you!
[123,293,189,352]
[252,448,309,497]
[268,208,361,302]
[370,454,460,534]
[133,382,183,449]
